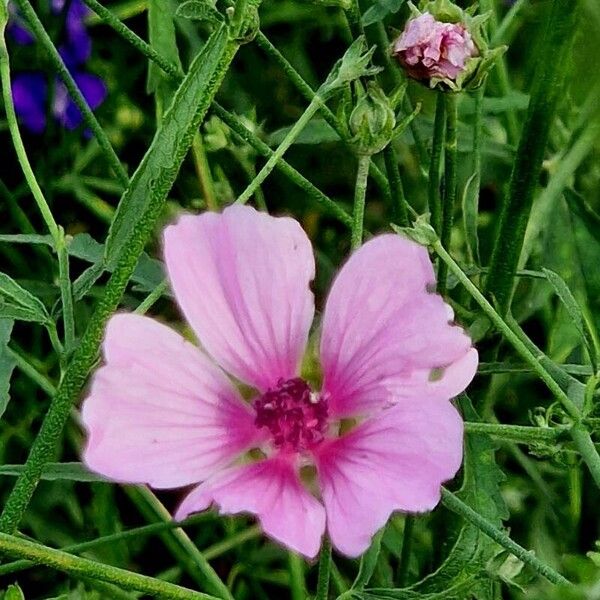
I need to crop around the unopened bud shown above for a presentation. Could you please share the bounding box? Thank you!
[348,83,395,155]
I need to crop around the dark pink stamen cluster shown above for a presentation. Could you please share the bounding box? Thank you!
[254,378,328,452]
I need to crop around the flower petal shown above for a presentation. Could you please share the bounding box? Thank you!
[164,205,315,392]
[11,73,48,134]
[54,73,107,130]
[320,235,476,418]
[176,456,326,559]
[314,398,463,557]
[82,313,260,489]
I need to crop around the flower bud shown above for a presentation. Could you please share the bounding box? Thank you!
[392,0,505,91]
[348,83,396,155]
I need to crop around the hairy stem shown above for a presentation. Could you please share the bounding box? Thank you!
[352,154,371,249]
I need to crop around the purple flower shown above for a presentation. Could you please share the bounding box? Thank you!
[8,0,106,135]
[393,12,477,84]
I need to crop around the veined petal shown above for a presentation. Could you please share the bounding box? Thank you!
[176,456,326,559]
[314,398,463,557]
[164,205,315,392]
[320,235,476,418]
[82,313,259,489]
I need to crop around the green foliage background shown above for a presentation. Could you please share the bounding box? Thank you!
[0,0,600,598]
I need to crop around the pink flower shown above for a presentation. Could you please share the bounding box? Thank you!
[393,12,477,83]
[81,205,477,559]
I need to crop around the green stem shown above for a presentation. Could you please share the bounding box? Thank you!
[56,229,76,355]
[135,280,169,315]
[0,532,219,600]
[438,93,458,295]
[397,515,413,586]
[484,0,580,316]
[351,154,371,249]
[126,486,234,600]
[383,144,408,226]
[464,422,563,444]
[253,32,392,203]
[569,425,600,490]
[287,552,306,600]
[0,514,211,577]
[192,132,219,211]
[428,93,445,237]
[235,96,323,205]
[434,241,600,488]
[441,489,570,586]
[7,346,56,396]
[0,35,59,241]
[0,23,243,537]
[212,103,352,227]
[315,537,332,600]
[13,0,129,187]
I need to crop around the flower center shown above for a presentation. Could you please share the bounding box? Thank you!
[254,378,328,452]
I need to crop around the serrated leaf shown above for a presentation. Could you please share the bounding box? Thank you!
[0,320,16,420]
[0,462,108,482]
[0,273,49,324]
[361,0,404,26]
[543,268,598,371]
[176,0,223,23]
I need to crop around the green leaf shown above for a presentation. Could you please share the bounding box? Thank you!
[176,0,224,24]
[103,24,233,272]
[543,268,598,371]
[0,273,49,324]
[147,0,184,117]
[268,118,339,146]
[68,233,166,296]
[352,529,384,591]
[361,0,404,26]
[461,172,480,265]
[0,462,108,482]
[0,320,16,420]
[3,585,25,600]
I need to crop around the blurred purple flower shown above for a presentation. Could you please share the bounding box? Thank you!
[8,0,106,135]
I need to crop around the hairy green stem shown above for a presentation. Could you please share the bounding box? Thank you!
[235,97,323,205]
[398,515,414,586]
[315,537,332,600]
[0,23,243,536]
[441,489,570,586]
[212,103,352,226]
[464,422,563,444]
[0,532,219,599]
[383,144,409,226]
[192,133,218,211]
[288,552,306,600]
[13,0,129,187]
[253,32,392,203]
[428,94,445,236]
[438,93,458,295]
[126,487,234,600]
[434,241,600,488]
[485,0,580,316]
[351,154,371,249]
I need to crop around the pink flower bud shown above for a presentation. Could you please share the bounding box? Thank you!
[393,12,477,84]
